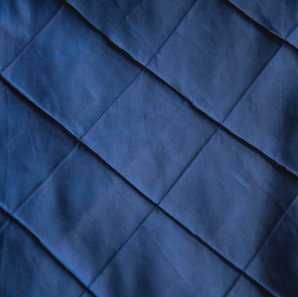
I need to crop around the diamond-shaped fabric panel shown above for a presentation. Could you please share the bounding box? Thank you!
[0,0,63,70]
[84,70,218,202]
[225,44,298,176]
[1,0,298,296]
[67,0,195,65]
[16,144,155,285]
[0,78,77,211]
[160,129,298,268]
[147,0,283,122]
[89,209,240,297]
[2,4,142,138]
[0,210,86,296]
[246,196,298,296]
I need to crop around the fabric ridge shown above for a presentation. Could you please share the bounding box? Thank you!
[0,0,298,296]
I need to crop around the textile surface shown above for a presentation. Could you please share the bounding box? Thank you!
[1,0,298,296]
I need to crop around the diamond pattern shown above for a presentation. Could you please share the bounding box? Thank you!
[67,0,195,65]
[2,4,142,138]
[0,210,86,297]
[89,209,240,297]
[0,78,77,211]
[226,0,298,38]
[246,196,298,297]
[0,0,63,70]
[147,0,283,122]
[160,129,298,268]
[16,144,155,285]
[84,70,218,201]
[225,44,298,176]
[226,276,272,297]
[1,0,298,296]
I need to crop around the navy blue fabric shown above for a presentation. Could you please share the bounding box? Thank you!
[0,1,298,297]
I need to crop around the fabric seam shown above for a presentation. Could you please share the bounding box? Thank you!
[0,203,98,297]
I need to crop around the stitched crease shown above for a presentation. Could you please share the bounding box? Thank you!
[159,209,278,297]
[76,118,221,296]
[78,210,156,297]
[67,0,200,137]
[66,3,298,181]
[0,216,11,237]
[0,0,200,241]
[0,141,80,230]
[220,128,294,214]
[0,74,78,139]
[3,60,283,297]
[76,34,295,295]
[83,130,227,296]
[1,37,294,297]
[80,68,144,139]
[68,0,199,68]
[150,235,198,296]
[81,140,232,268]
[0,77,279,297]
[4,0,289,190]
[222,24,298,297]
[223,193,298,297]
[1,2,66,73]
[286,213,298,231]
[224,275,277,297]
[223,0,284,40]
[80,140,276,297]
[143,0,199,66]
[0,76,81,241]
[223,0,298,51]
[221,45,284,123]
[3,40,297,184]
[65,0,198,68]
[1,1,296,295]
[0,203,97,297]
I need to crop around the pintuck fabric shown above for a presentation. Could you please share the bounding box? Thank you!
[0,1,298,297]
